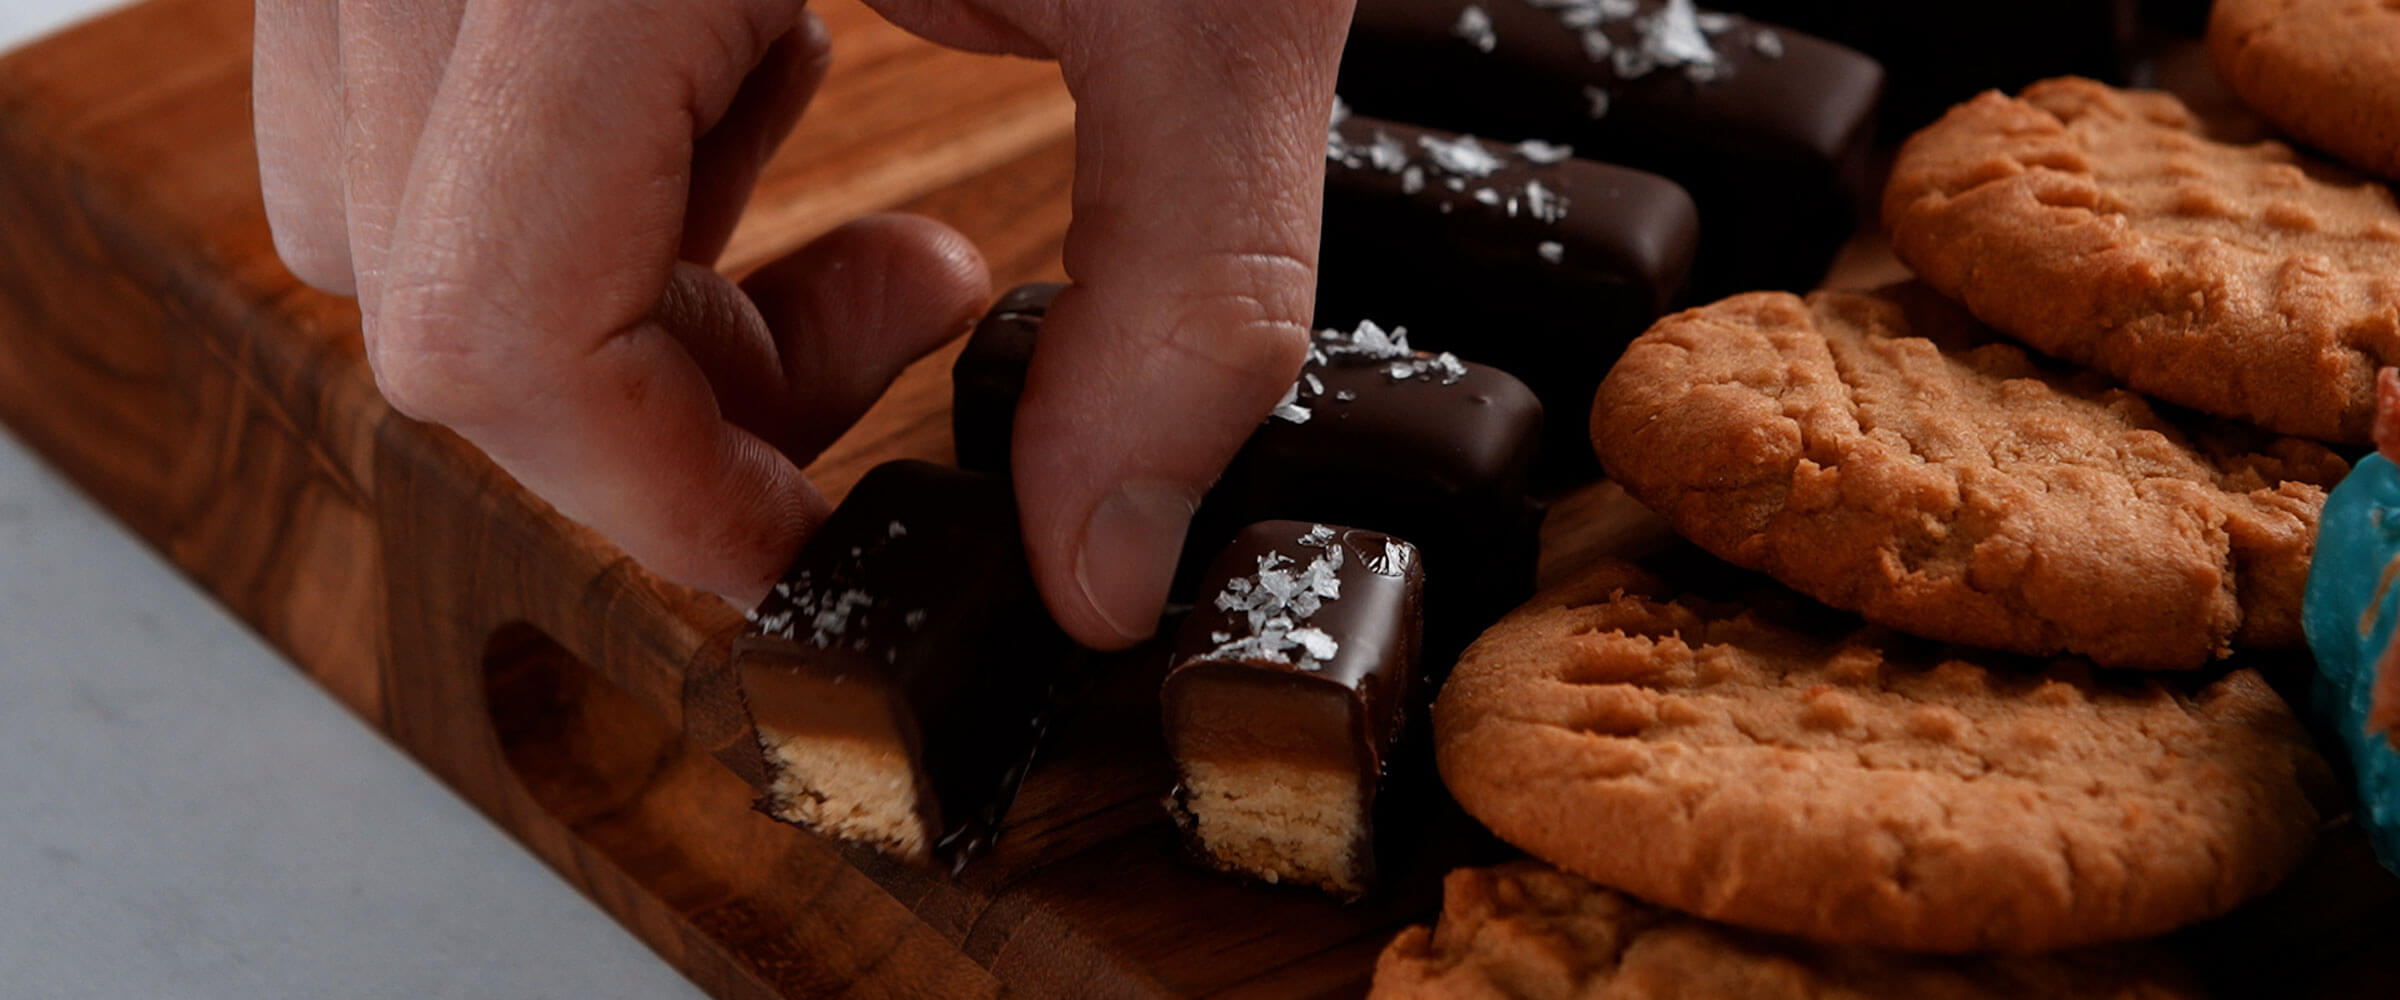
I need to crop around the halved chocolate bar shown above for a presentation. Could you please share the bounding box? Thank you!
[734,459,1076,868]
[1163,521,1426,898]
[1338,0,1883,294]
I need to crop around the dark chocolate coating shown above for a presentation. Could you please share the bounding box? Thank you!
[733,459,1076,867]
[1338,0,1883,295]
[1319,112,1696,474]
[1706,0,2142,127]
[1165,520,1427,803]
[953,287,1546,651]
[2137,0,2210,37]
[1209,340,1544,655]
[950,282,1061,475]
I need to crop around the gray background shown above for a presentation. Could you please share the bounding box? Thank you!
[1,3,709,996]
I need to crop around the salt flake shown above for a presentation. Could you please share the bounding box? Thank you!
[1516,139,1574,164]
[1418,134,1505,178]
[1288,628,1340,664]
[1270,381,1312,424]
[1584,85,1613,119]
[1452,4,1498,53]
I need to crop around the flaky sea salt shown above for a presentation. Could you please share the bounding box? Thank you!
[1205,525,1349,669]
[1302,320,1469,389]
[1522,0,1736,84]
[1270,380,1313,425]
[1580,28,1613,61]
[752,581,879,649]
[1645,0,1723,78]
[1418,133,1506,178]
[1315,319,1416,363]
[1452,4,1497,52]
[1516,139,1574,164]
[1524,179,1568,223]
[1325,95,1351,161]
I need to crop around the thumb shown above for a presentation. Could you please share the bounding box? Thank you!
[1011,0,1355,647]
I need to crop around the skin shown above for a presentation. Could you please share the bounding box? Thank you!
[252,0,1355,648]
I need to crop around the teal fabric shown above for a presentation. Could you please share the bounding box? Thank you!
[2302,452,2400,877]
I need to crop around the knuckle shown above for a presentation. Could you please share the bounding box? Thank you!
[1152,249,1316,384]
[263,214,357,296]
[365,293,513,430]
[369,345,501,430]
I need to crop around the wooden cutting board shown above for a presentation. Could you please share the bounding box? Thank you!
[2,1,2395,996]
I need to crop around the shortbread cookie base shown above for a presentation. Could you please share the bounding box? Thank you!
[1175,759,1371,898]
[756,721,933,863]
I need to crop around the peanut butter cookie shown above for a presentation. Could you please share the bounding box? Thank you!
[2211,0,2400,182]
[1592,287,2345,670]
[1371,861,2206,999]
[1433,561,2330,952]
[1886,77,2400,442]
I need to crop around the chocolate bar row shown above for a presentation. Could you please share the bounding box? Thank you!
[1331,0,2214,304]
[733,464,1436,897]
[1337,0,1881,297]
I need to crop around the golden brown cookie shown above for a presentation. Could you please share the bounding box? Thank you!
[1591,287,2347,670]
[2211,0,2400,183]
[1433,561,2330,953]
[1370,861,2207,1000]
[1885,77,2400,443]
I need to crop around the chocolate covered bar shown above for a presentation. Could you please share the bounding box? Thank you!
[953,294,1544,646]
[1338,0,1883,294]
[1320,108,1695,469]
[1707,0,2141,127]
[948,281,1058,476]
[734,459,1076,868]
[1163,521,1426,897]
[1218,320,1543,651]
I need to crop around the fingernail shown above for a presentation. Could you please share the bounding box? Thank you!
[1074,479,1198,643]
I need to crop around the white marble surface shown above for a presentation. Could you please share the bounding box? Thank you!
[0,5,707,997]
[0,1,113,47]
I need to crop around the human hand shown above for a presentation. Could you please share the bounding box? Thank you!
[254,0,1355,648]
